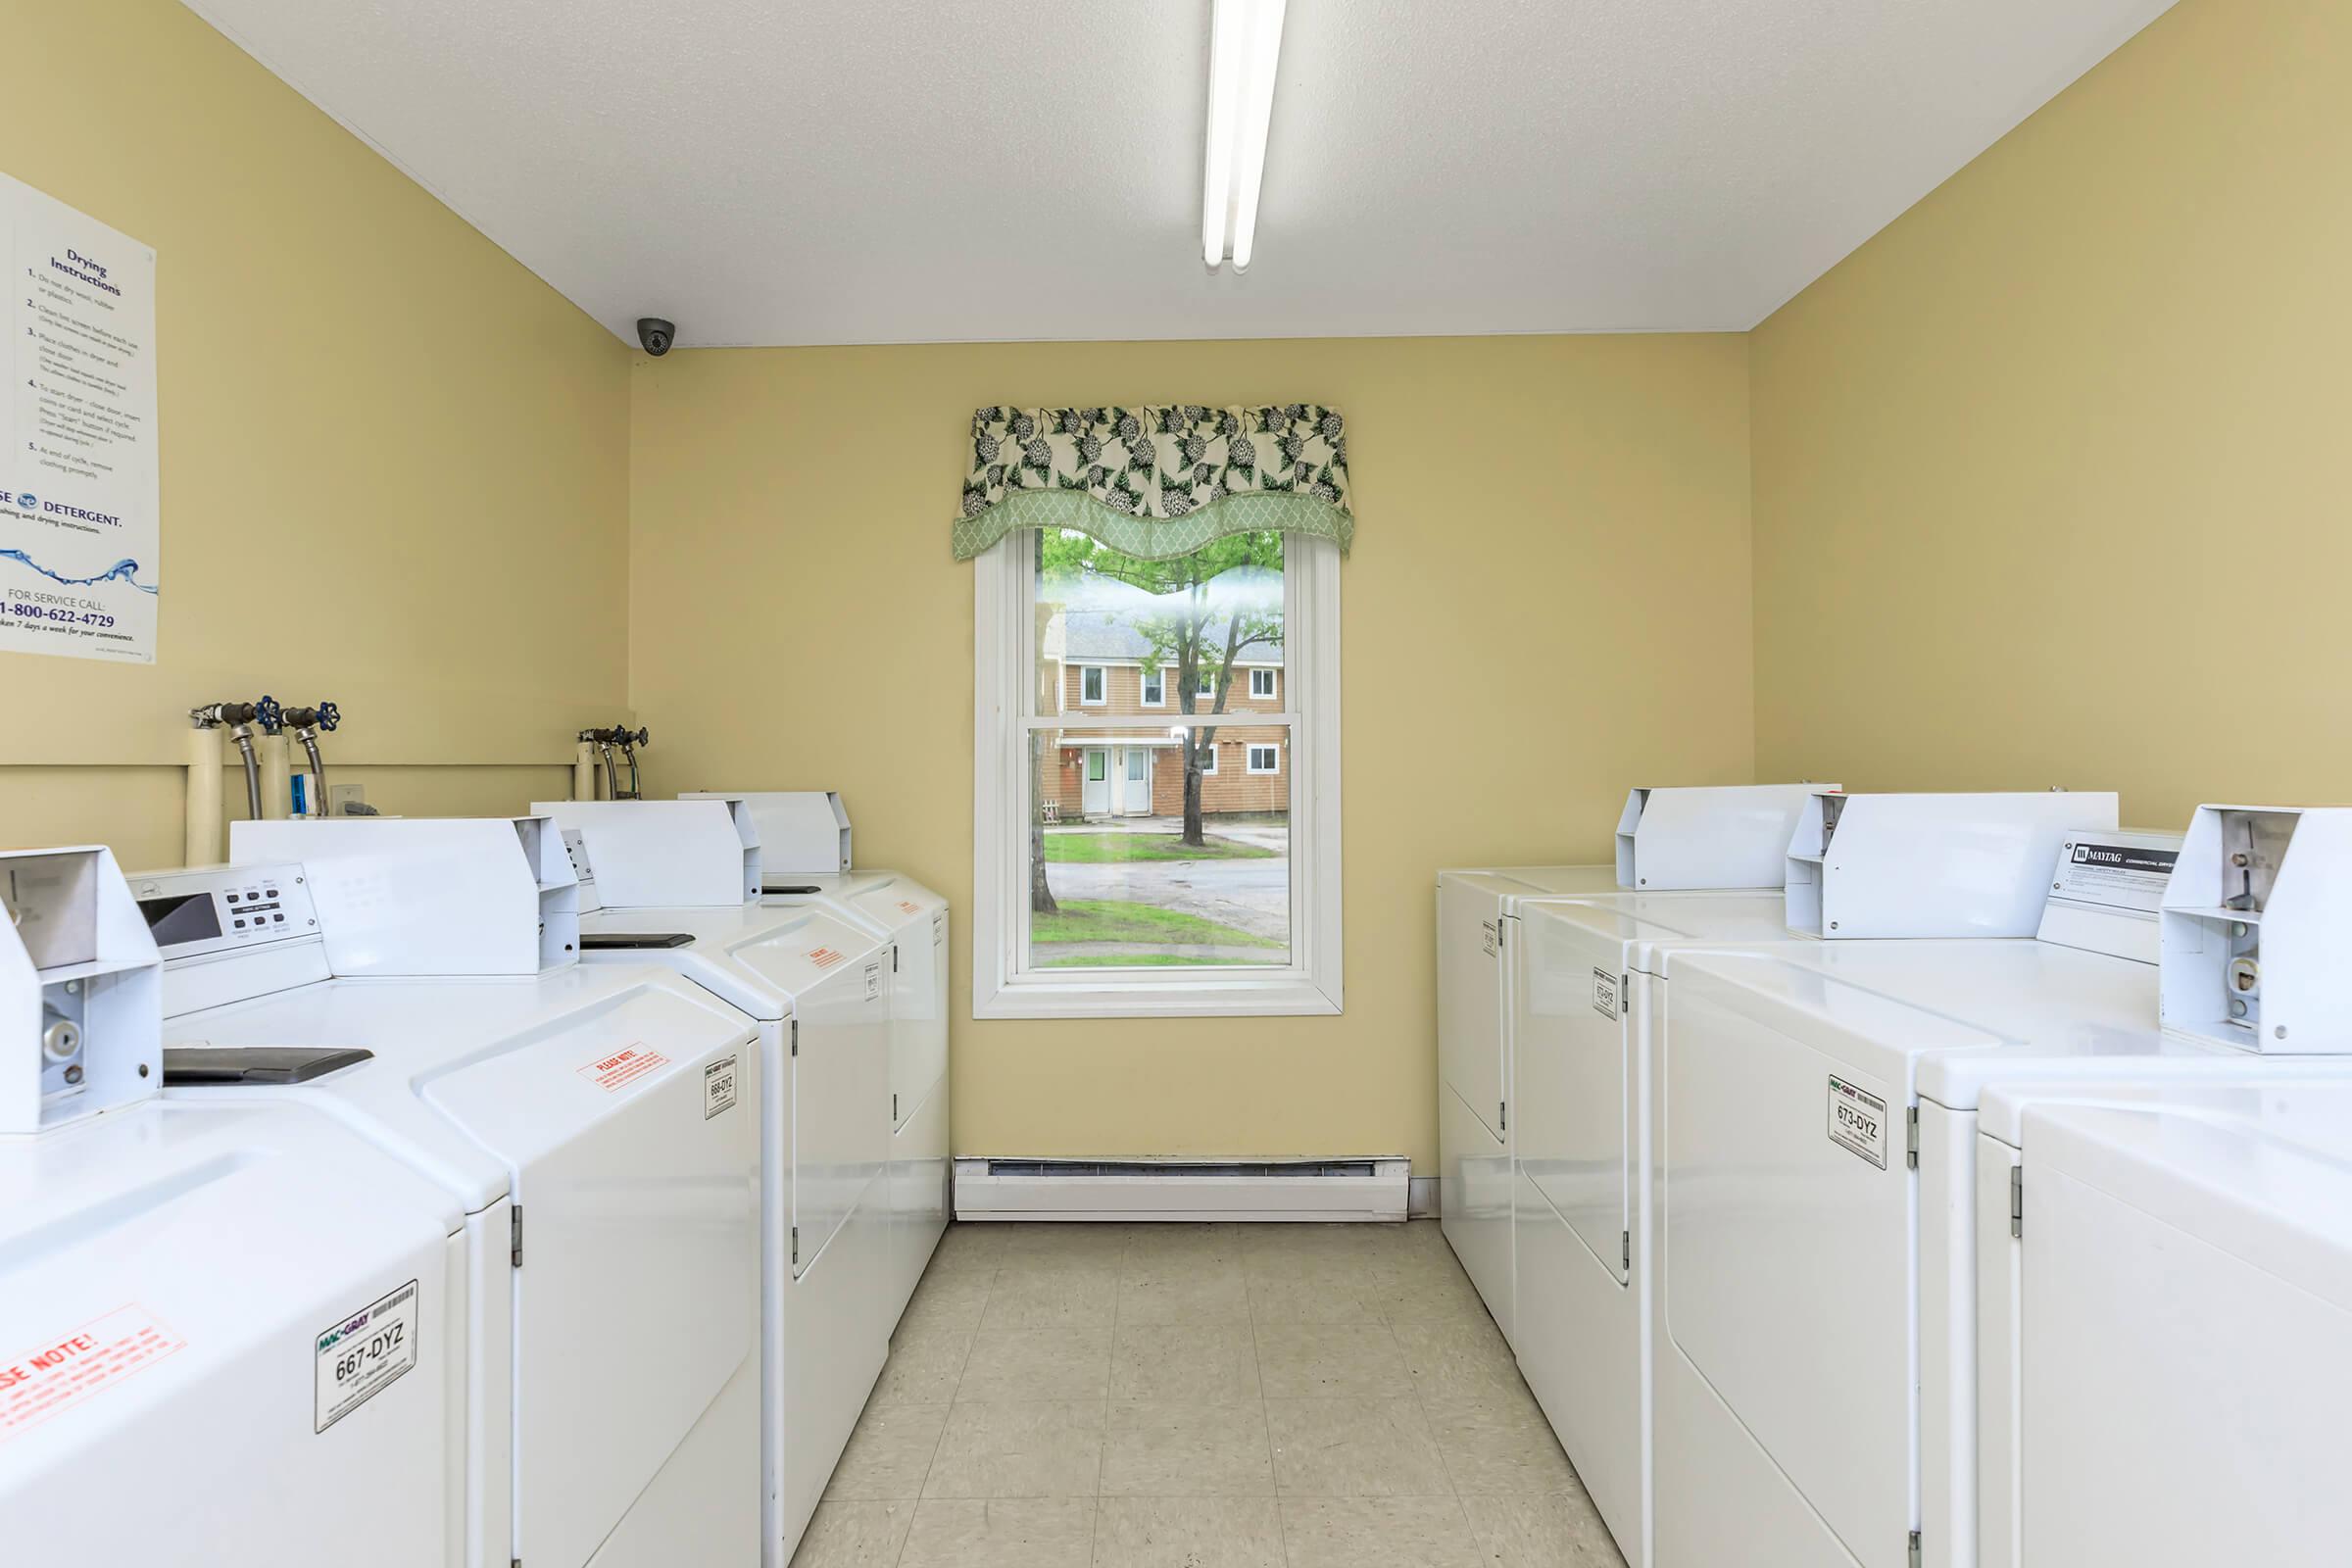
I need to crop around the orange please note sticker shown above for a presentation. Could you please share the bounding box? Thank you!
[579,1045,669,1092]
[806,947,846,969]
[0,1305,186,1444]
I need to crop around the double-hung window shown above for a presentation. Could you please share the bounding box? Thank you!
[974,526,1343,1016]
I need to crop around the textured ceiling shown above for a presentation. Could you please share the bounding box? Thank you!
[181,0,2179,347]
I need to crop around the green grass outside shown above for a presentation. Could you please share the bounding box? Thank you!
[1034,953,1280,968]
[1042,832,1278,863]
[1030,899,1283,949]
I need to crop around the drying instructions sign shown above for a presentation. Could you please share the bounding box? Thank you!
[0,1305,184,1443]
[1,172,160,663]
[1827,1075,1889,1168]
[316,1280,419,1433]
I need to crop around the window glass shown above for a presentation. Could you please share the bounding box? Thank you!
[1250,668,1276,699]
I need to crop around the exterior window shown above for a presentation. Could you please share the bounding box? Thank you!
[974,526,1343,1017]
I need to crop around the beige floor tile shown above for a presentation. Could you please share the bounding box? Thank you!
[997,1223,1139,1268]
[898,1497,1097,1568]
[982,1265,1121,1330]
[926,1224,1007,1277]
[1245,1266,1388,1323]
[1278,1496,1485,1567]
[869,1322,975,1407]
[1459,1492,1628,1566]
[898,1267,996,1335]
[957,1324,1113,1401]
[1091,1497,1284,1568]
[1263,1396,1448,1496]
[923,1398,1106,1498]
[1252,1322,1411,1399]
[1115,1258,1251,1325]
[823,1402,949,1500]
[1359,1260,1489,1325]
[1391,1318,1528,1405]
[787,1498,917,1568]
[1424,1391,1580,1495]
[1110,1320,1261,1403]
[1100,1400,1276,1496]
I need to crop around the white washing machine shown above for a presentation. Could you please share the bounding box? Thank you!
[151,818,764,1568]
[541,800,896,1566]
[1507,891,1798,1568]
[1438,783,1829,1347]
[1650,805,2352,1568]
[1976,1077,2352,1568]
[1,846,466,1567]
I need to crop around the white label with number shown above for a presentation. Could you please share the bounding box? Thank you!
[315,1280,419,1433]
[1592,968,1622,1020]
[1827,1076,1889,1169]
[705,1055,739,1119]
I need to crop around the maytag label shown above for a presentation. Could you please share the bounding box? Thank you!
[2054,841,2180,914]
[1592,967,1622,1020]
[1827,1075,1889,1169]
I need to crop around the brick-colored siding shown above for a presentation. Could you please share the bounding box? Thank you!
[1038,659,1286,820]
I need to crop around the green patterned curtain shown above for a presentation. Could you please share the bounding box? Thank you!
[951,404,1353,562]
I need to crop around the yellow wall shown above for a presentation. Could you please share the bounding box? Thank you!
[1,0,632,863]
[630,337,1754,1170]
[1751,0,2352,828]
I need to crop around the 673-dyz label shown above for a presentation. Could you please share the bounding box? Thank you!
[1827,1075,1890,1169]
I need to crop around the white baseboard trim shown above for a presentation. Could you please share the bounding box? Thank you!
[954,1156,1409,1223]
[1407,1175,1439,1220]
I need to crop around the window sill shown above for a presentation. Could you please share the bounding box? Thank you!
[974,971,1342,1020]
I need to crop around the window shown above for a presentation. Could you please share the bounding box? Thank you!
[1250,667,1277,699]
[974,526,1342,1017]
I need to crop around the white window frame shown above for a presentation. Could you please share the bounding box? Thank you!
[1079,664,1106,706]
[1196,742,1217,775]
[1197,668,1216,698]
[1247,743,1280,774]
[1142,666,1166,707]
[1250,667,1277,700]
[974,529,1343,1018]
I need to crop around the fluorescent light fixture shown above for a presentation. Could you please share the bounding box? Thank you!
[1201,0,1288,272]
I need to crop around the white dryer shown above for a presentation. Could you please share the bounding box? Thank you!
[1977,1077,2352,1568]
[1,847,466,1567]
[1650,807,2352,1568]
[547,825,895,1566]
[1507,891,1796,1568]
[1438,782,1829,1348]
[153,818,764,1568]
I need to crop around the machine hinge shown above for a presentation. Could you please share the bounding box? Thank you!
[2010,1164,2025,1239]
[1908,1530,1923,1568]
[790,1018,800,1057]
[1621,1231,1632,1272]
[1906,1106,1920,1170]
[511,1205,523,1268]
[790,1226,800,1268]
[893,945,901,973]
[1499,1101,1508,1133]
[893,1093,900,1122]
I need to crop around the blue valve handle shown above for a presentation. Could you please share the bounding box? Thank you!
[254,695,283,735]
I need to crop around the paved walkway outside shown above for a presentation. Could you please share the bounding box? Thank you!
[790,1219,1627,1568]
[1040,819,1292,948]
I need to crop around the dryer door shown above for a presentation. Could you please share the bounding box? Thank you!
[1515,910,1633,1285]
[423,979,759,1568]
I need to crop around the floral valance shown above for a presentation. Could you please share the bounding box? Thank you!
[952,404,1353,562]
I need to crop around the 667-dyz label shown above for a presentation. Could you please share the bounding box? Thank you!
[1827,1075,1890,1169]
[315,1280,419,1434]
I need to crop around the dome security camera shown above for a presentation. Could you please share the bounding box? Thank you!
[636,318,676,356]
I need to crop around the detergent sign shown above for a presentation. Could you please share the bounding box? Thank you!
[1,172,160,663]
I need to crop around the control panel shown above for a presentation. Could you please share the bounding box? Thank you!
[130,862,318,959]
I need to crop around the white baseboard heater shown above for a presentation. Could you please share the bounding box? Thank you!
[953,1156,1410,1223]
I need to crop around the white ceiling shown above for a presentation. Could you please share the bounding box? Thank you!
[183,0,2178,348]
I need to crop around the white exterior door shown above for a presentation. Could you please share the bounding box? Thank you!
[1081,749,1110,815]
[1123,747,1152,815]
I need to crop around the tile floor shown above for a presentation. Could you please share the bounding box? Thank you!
[791,1219,1628,1568]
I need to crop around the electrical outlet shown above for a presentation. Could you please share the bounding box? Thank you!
[326,783,367,816]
